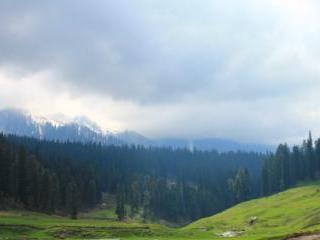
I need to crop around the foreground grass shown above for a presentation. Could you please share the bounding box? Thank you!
[0,210,176,239]
[2,183,320,239]
[185,183,320,239]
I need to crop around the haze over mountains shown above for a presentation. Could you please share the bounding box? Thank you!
[0,108,273,152]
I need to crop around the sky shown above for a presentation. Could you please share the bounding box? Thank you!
[1,0,320,144]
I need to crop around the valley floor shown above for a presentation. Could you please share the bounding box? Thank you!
[2,183,320,239]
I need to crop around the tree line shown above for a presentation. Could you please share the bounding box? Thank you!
[262,132,320,196]
[0,134,263,223]
[0,135,98,218]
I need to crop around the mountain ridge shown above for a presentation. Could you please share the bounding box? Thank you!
[0,108,274,152]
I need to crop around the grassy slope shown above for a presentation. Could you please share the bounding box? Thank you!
[184,183,320,239]
[2,183,320,239]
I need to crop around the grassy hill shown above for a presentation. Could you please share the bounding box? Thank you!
[183,182,320,239]
[2,183,320,239]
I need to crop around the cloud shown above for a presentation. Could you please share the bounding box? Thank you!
[1,0,320,143]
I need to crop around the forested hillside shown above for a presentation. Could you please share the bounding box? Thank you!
[262,132,320,196]
[0,134,264,223]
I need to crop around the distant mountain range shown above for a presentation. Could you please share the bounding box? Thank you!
[0,108,274,152]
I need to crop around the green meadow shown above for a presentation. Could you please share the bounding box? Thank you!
[2,183,320,239]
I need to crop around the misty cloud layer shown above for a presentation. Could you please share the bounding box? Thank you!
[1,0,320,143]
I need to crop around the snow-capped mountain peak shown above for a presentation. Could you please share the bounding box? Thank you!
[30,115,67,128]
[0,108,122,144]
[0,108,274,152]
[72,116,103,134]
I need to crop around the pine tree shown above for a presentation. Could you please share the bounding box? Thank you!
[50,174,60,213]
[129,181,140,217]
[228,168,251,203]
[142,189,151,222]
[26,156,40,209]
[261,158,270,196]
[0,138,10,197]
[17,147,28,205]
[291,146,301,182]
[86,179,97,207]
[66,181,79,219]
[275,144,290,190]
[304,132,315,179]
[314,139,320,178]
[115,185,126,221]
[39,170,52,212]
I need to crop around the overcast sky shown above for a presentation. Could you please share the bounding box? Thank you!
[1,0,320,144]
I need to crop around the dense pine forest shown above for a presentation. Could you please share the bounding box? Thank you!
[0,134,264,223]
[2,131,320,225]
[262,132,320,196]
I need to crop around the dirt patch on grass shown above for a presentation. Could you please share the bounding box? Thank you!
[0,211,19,216]
[49,226,155,239]
[286,233,320,240]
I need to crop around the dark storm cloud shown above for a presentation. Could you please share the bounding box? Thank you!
[2,0,320,143]
[0,0,214,102]
[2,0,319,104]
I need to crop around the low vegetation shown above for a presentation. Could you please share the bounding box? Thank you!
[2,183,320,239]
[0,210,172,239]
